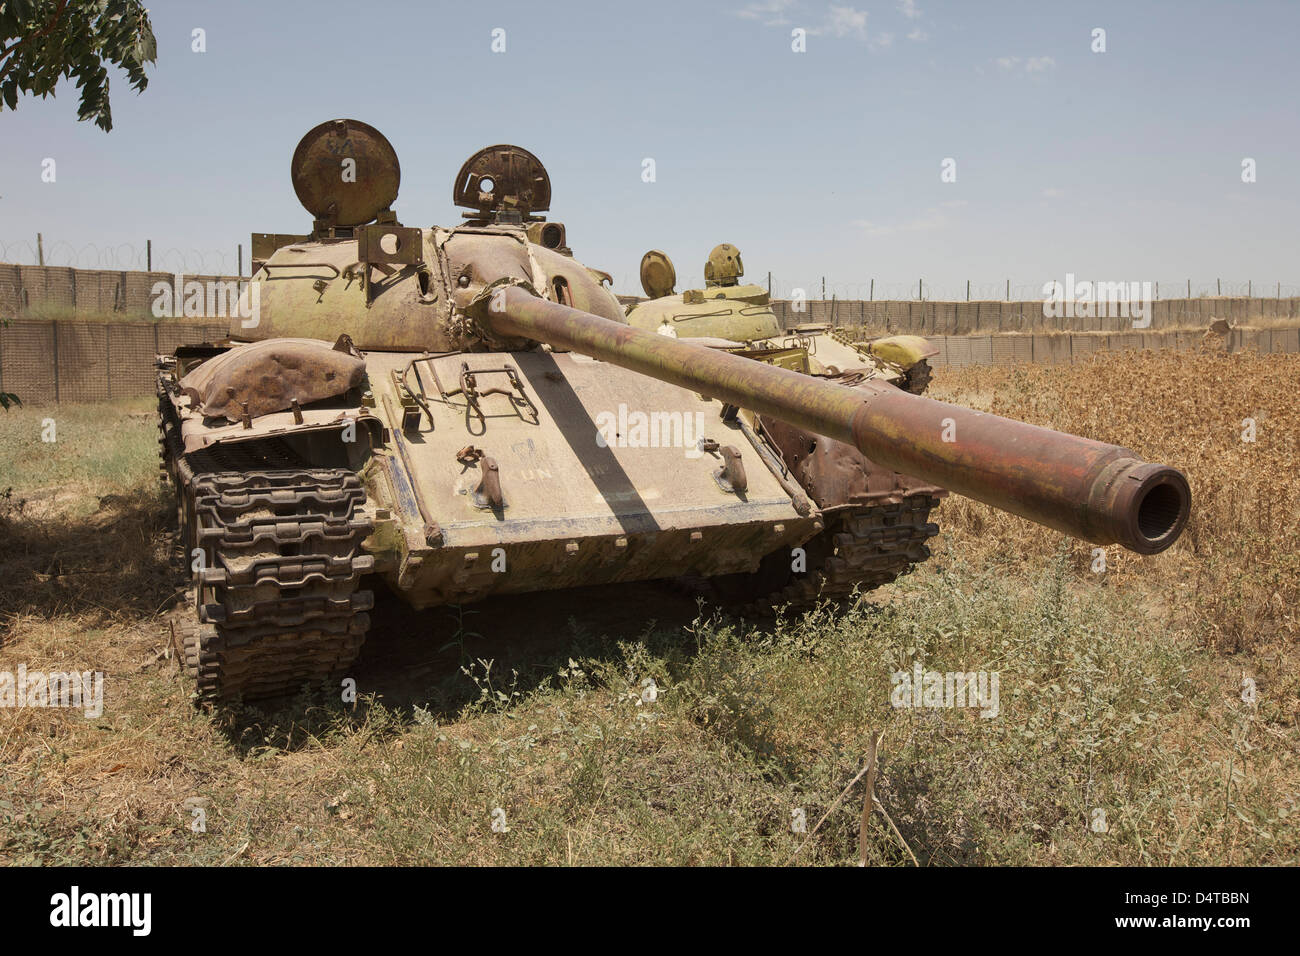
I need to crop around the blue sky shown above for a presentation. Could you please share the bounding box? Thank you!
[1,0,1296,298]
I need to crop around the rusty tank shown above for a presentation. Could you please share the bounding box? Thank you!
[157,119,1192,704]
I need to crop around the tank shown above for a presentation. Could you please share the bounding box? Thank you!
[157,119,1192,704]
[623,245,938,394]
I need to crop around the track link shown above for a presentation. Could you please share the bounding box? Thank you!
[703,492,942,616]
[186,469,374,703]
[763,493,941,608]
[159,377,374,705]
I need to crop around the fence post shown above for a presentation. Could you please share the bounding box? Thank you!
[238,243,243,279]
[147,239,152,271]
[37,233,44,266]
[966,279,970,301]
[869,279,873,301]
[1005,279,1009,302]
[1187,279,1190,298]
[1217,278,1221,296]
[767,271,771,296]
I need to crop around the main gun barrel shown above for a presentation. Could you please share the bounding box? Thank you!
[486,286,1190,554]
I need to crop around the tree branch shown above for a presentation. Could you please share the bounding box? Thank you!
[0,0,71,75]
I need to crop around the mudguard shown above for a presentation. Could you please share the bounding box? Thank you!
[868,334,939,369]
[179,336,366,421]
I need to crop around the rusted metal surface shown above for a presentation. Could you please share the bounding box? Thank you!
[717,446,747,493]
[356,224,423,267]
[291,118,400,229]
[759,416,946,511]
[453,362,539,433]
[704,243,744,286]
[703,495,941,613]
[485,286,1190,554]
[380,393,442,546]
[453,145,551,222]
[184,468,372,703]
[179,337,366,421]
[846,388,1190,555]
[231,236,455,350]
[472,457,505,511]
[639,250,677,298]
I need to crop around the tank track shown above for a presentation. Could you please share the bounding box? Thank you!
[699,492,942,616]
[902,359,933,395]
[159,393,374,705]
[183,470,374,703]
[763,494,941,609]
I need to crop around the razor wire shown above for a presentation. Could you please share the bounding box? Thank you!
[4,240,1297,301]
[0,239,240,275]
[766,277,1300,302]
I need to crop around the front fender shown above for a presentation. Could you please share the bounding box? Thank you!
[868,334,938,369]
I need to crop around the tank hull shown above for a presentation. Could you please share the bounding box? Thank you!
[356,349,819,607]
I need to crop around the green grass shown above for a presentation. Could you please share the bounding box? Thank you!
[1,395,1296,866]
[0,398,157,516]
[2,541,1294,866]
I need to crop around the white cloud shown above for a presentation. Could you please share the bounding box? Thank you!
[1041,188,1064,198]
[740,3,894,48]
[995,55,1056,74]
[906,28,928,41]
[826,5,869,38]
[852,204,959,238]
[735,0,796,25]
[899,0,922,18]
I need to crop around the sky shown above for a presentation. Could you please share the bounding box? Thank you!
[1,0,1297,299]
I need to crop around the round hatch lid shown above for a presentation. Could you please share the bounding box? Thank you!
[639,250,677,299]
[453,144,551,219]
[291,118,400,227]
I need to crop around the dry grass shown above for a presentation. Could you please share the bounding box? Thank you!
[1,349,1297,866]
[929,347,1300,654]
